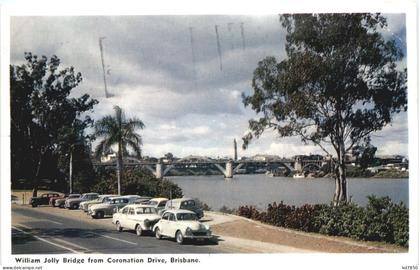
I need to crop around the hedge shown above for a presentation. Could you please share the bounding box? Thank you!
[237,196,408,247]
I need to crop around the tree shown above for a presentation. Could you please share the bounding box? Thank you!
[94,106,145,195]
[10,53,98,197]
[242,14,407,204]
[57,119,95,193]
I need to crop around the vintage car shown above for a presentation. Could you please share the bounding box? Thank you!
[65,193,99,209]
[88,195,140,218]
[152,209,211,244]
[54,194,81,208]
[130,196,153,205]
[30,192,60,207]
[79,194,117,212]
[164,198,204,219]
[49,194,66,207]
[142,197,168,215]
[112,205,161,236]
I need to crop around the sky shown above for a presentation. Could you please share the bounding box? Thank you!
[10,14,408,159]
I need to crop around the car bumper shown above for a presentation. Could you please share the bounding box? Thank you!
[184,235,212,239]
[184,231,212,239]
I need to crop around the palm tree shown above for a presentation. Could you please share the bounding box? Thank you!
[94,106,145,195]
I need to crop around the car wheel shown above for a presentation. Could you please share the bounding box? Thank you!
[72,204,78,210]
[176,230,184,245]
[96,211,104,219]
[116,221,123,232]
[155,227,162,239]
[31,203,37,208]
[135,225,142,236]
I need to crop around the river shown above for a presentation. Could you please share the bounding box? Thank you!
[169,175,409,210]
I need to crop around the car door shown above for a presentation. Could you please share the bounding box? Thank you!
[159,212,171,236]
[126,207,137,230]
[167,213,177,237]
[118,206,129,227]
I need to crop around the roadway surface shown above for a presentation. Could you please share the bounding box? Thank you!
[11,205,224,254]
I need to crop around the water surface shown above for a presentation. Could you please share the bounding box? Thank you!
[169,175,408,210]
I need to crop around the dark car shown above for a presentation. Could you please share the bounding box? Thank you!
[30,193,60,207]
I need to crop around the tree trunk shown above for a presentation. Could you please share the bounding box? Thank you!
[32,149,44,198]
[117,142,124,195]
[333,140,347,205]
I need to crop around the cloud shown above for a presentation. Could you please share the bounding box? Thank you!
[10,14,408,158]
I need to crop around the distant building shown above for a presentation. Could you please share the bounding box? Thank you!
[252,154,281,161]
[100,153,116,163]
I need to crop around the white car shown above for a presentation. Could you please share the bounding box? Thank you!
[141,197,168,215]
[112,205,161,236]
[80,194,117,212]
[88,195,139,218]
[152,209,212,244]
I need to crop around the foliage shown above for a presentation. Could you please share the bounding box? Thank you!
[92,169,183,198]
[194,198,212,211]
[219,205,237,214]
[352,140,377,170]
[242,13,407,203]
[237,196,408,247]
[10,53,98,196]
[94,106,145,195]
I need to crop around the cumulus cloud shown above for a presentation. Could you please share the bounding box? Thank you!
[10,14,409,158]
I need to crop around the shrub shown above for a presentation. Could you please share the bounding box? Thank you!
[219,205,236,214]
[237,196,408,247]
[194,198,212,211]
[284,204,321,232]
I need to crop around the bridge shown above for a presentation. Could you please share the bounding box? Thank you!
[93,155,330,179]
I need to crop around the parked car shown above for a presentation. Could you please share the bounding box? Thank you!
[30,193,60,207]
[131,196,153,205]
[79,194,117,212]
[164,198,204,219]
[65,193,99,209]
[88,195,139,219]
[49,194,66,207]
[152,209,212,244]
[142,198,168,215]
[54,194,81,208]
[112,205,161,236]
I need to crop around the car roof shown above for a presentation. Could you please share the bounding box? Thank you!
[151,197,168,201]
[163,209,196,215]
[111,196,131,200]
[82,193,99,195]
[167,198,194,202]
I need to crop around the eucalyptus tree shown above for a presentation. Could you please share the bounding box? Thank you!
[242,13,407,204]
[94,106,145,195]
[10,53,98,197]
[57,119,94,193]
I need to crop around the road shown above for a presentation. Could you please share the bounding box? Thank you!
[12,205,224,254]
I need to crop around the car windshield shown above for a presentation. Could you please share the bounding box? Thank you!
[176,213,198,221]
[135,207,157,214]
[180,200,196,209]
[147,201,158,205]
